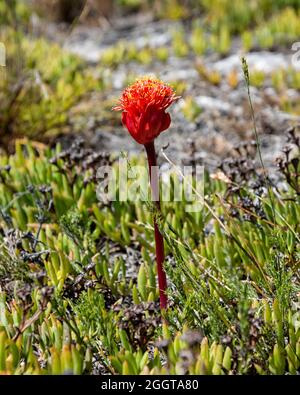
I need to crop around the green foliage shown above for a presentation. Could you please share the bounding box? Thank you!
[0,134,299,374]
[190,22,207,56]
[200,0,300,34]
[254,7,300,48]
[1,0,300,377]
[85,2,300,70]
[0,31,100,143]
[0,0,30,26]
[250,70,266,88]
[181,96,202,122]
[172,28,189,58]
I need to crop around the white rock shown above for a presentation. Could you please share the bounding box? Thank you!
[213,51,293,75]
[162,68,199,81]
[65,39,103,63]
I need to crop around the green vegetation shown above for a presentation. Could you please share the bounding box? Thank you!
[0,0,30,26]
[99,1,300,64]
[0,31,101,144]
[0,131,299,374]
[0,0,300,376]
[1,0,299,146]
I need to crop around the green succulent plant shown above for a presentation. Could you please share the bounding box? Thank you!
[0,132,298,374]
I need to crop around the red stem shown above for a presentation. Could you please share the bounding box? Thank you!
[144,141,168,310]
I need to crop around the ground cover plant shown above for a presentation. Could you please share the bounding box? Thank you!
[0,0,299,376]
[0,126,299,374]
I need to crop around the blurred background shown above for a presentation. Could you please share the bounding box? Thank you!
[1,0,300,169]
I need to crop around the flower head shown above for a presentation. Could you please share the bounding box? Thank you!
[113,77,179,145]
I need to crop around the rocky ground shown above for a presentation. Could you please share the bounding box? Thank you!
[36,15,300,173]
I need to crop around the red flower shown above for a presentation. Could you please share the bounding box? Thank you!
[113,77,179,145]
